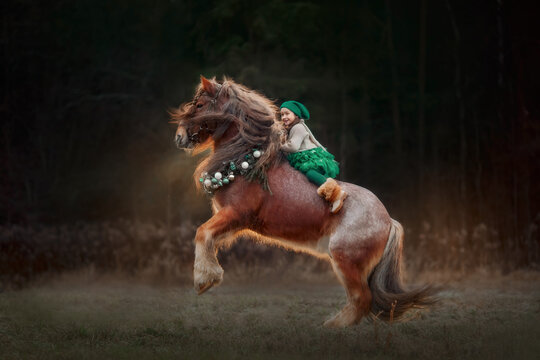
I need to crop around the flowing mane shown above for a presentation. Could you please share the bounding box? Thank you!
[173,78,285,190]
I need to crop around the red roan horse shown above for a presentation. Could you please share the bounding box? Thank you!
[173,76,436,327]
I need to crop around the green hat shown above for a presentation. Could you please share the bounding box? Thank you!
[280,100,310,120]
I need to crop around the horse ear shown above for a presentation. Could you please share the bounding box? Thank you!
[200,75,216,97]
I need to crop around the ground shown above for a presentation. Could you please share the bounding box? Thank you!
[0,271,539,359]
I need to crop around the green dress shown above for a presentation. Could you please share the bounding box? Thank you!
[287,147,339,179]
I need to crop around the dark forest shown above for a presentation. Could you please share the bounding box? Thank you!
[1,0,539,278]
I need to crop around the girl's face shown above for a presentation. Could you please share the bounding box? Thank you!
[280,108,297,128]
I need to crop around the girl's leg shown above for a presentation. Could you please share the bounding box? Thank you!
[305,169,327,186]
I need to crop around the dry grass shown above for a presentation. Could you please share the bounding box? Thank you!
[0,221,337,289]
[0,271,539,359]
[1,219,538,290]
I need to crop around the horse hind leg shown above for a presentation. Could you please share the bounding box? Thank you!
[324,240,385,327]
[323,258,372,327]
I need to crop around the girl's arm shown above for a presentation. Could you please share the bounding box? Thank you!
[281,124,308,153]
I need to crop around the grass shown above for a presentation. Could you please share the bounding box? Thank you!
[1,271,539,359]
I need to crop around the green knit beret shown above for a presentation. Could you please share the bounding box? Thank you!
[280,100,310,120]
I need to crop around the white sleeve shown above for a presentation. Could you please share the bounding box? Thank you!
[281,124,308,153]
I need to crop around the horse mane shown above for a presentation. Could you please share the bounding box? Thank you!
[182,78,285,191]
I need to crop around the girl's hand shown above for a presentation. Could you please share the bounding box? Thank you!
[279,131,287,145]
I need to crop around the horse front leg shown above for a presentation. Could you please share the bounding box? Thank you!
[193,207,240,295]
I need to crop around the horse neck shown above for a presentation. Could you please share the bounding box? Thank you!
[213,122,239,149]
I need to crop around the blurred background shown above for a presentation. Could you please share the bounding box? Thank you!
[1,0,539,288]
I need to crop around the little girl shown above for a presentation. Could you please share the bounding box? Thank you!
[280,100,347,213]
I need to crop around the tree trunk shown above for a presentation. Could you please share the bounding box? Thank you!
[339,64,348,181]
[418,0,427,192]
[166,179,172,244]
[360,78,371,184]
[338,7,349,181]
[473,111,484,221]
[385,0,403,161]
[446,0,467,229]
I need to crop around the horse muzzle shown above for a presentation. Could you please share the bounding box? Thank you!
[175,133,189,149]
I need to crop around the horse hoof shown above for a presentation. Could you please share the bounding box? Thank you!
[323,316,356,328]
[196,279,218,295]
[323,316,353,328]
[196,282,213,295]
[193,263,224,295]
[323,304,359,327]
[323,318,340,328]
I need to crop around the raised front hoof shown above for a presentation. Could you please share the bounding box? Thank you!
[193,266,224,295]
[323,304,360,328]
[195,279,220,295]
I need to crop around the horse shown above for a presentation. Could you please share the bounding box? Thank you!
[172,76,436,327]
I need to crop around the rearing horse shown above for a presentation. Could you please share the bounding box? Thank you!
[173,76,435,327]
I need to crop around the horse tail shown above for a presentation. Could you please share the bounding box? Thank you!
[368,219,438,321]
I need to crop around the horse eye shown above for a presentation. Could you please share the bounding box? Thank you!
[196,103,203,109]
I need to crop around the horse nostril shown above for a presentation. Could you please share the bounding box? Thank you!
[175,134,184,147]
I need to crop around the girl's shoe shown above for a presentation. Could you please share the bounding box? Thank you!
[330,190,348,213]
[317,178,347,214]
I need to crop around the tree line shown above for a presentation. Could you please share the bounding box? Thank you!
[1,0,538,266]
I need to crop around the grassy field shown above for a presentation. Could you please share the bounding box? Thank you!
[0,271,539,360]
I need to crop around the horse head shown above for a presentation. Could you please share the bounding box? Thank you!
[172,76,233,151]
[172,76,284,190]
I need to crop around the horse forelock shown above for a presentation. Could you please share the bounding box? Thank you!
[192,78,285,190]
